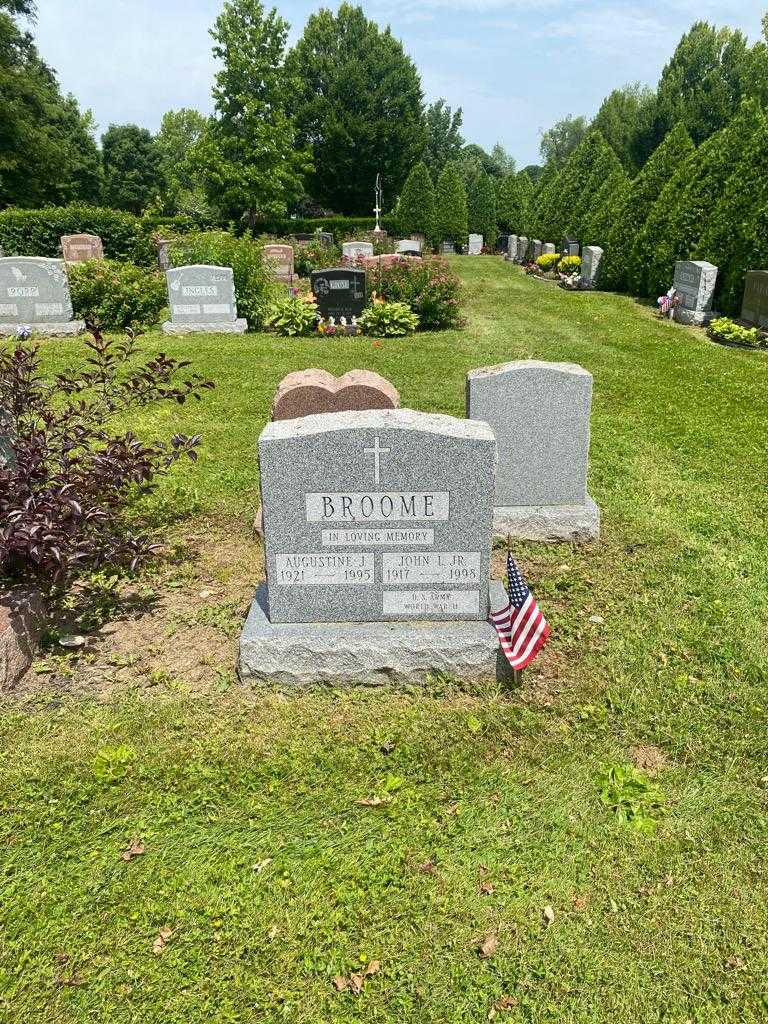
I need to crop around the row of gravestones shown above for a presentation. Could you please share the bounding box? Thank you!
[240,358,598,687]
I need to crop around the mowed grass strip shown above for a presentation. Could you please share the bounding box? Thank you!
[1,258,767,1022]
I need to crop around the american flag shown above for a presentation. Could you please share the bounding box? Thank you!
[490,550,550,670]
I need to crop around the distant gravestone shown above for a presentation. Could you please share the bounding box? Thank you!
[0,257,83,337]
[507,235,518,259]
[311,267,366,320]
[496,234,509,254]
[531,239,543,260]
[61,233,104,263]
[543,242,556,255]
[740,270,768,328]
[581,245,604,286]
[467,360,599,541]
[156,239,172,271]
[468,234,483,256]
[272,369,399,421]
[291,233,314,247]
[263,244,294,282]
[0,407,13,469]
[516,237,529,262]
[672,260,718,326]
[563,237,579,257]
[162,265,247,334]
[396,239,423,257]
[239,409,509,686]
[442,241,455,255]
[318,232,334,248]
[342,241,374,260]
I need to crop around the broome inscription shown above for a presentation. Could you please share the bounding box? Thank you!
[306,491,449,523]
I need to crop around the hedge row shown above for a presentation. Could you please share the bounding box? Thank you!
[255,215,398,239]
[0,205,202,266]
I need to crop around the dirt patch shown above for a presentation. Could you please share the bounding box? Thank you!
[631,744,667,776]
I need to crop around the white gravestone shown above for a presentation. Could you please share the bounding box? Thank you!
[506,235,518,260]
[543,243,556,255]
[468,234,483,256]
[342,241,375,260]
[396,239,423,256]
[162,265,247,334]
[239,408,511,685]
[467,360,599,542]
[581,246,603,286]
[672,260,718,326]
[0,257,83,337]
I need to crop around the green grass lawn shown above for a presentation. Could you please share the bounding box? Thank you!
[2,258,768,1022]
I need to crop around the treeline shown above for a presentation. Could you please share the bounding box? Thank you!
[500,20,768,314]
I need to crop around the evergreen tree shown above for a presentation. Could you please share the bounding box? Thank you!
[434,160,467,245]
[582,164,631,250]
[516,171,535,234]
[424,99,463,177]
[697,105,768,315]
[601,123,694,292]
[467,169,497,246]
[102,124,161,213]
[539,130,621,243]
[528,164,562,242]
[497,170,534,233]
[591,84,655,173]
[286,4,426,215]
[634,99,763,298]
[397,161,436,241]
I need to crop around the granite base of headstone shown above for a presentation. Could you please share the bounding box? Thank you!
[672,260,718,326]
[239,408,513,686]
[162,265,247,334]
[0,257,84,337]
[468,234,483,256]
[466,360,599,542]
[741,270,768,328]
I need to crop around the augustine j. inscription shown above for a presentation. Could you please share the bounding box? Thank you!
[259,409,495,623]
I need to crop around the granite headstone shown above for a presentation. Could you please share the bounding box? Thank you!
[467,360,599,541]
[396,239,423,257]
[442,241,456,255]
[61,233,104,262]
[272,369,400,421]
[0,257,83,336]
[543,242,556,255]
[468,234,483,256]
[311,267,366,320]
[263,244,294,282]
[581,245,603,286]
[740,270,768,329]
[672,260,718,326]
[516,237,529,262]
[507,235,518,259]
[342,241,375,260]
[531,239,543,260]
[563,237,580,257]
[162,264,247,334]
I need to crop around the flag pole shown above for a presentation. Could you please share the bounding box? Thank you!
[507,533,523,687]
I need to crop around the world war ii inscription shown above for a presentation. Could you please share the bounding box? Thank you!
[259,409,496,623]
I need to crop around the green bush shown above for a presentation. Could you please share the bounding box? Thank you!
[168,231,278,329]
[708,317,765,348]
[292,238,343,277]
[264,296,318,336]
[467,170,497,246]
[359,301,419,336]
[535,253,560,272]
[368,256,462,330]
[68,260,167,331]
[0,204,156,265]
[559,255,582,275]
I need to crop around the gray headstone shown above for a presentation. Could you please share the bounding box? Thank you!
[466,360,598,541]
[311,267,366,320]
[318,232,334,248]
[61,233,104,262]
[156,239,172,271]
[0,257,83,336]
[396,239,423,256]
[342,241,374,260]
[563,237,579,257]
[516,237,529,262]
[442,241,456,255]
[672,260,718,326]
[531,239,543,260]
[162,265,247,335]
[468,234,483,256]
[0,407,13,469]
[741,270,768,328]
[543,242,556,255]
[581,245,604,285]
[507,235,518,258]
[259,408,496,624]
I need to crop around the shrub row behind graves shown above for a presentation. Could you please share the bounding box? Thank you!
[368,257,463,330]
[168,232,279,329]
[255,215,397,239]
[0,205,156,265]
[68,260,168,332]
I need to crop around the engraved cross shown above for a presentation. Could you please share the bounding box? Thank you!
[364,435,390,486]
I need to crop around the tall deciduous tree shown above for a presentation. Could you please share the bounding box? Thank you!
[539,115,588,170]
[102,124,161,214]
[286,4,426,215]
[156,108,213,217]
[397,161,435,241]
[193,0,309,225]
[467,169,496,245]
[425,99,463,177]
[601,123,694,292]
[434,160,467,246]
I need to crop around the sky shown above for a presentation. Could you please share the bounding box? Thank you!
[30,0,766,168]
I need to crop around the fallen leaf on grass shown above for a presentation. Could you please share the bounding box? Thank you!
[418,859,438,875]
[479,880,496,896]
[332,960,381,995]
[332,976,349,992]
[478,933,499,958]
[543,906,555,927]
[53,974,85,988]
[152,926,173,955]
[120,839,145,861]
[357,795,390,807]
[588,615,605,625]
[252,858,272,872]
[489,995,519,1016]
